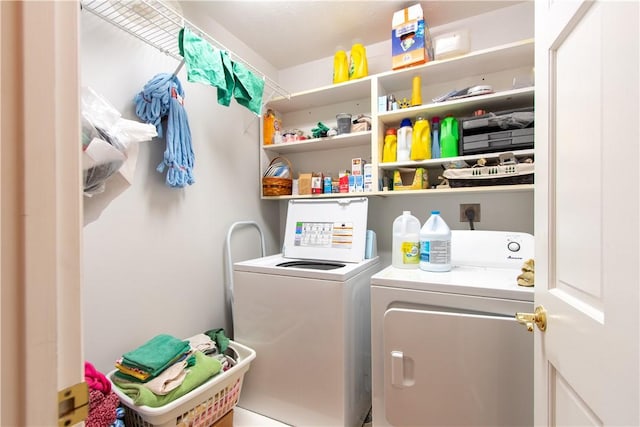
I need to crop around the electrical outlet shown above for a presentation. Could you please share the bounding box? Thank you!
[460,203,481,222]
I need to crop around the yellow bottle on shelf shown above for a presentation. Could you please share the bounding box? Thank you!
[333,49,349,84]
[349,43,368,80]
[411,115,431,160]
[382,128,397,163]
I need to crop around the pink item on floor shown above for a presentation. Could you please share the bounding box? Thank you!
[86,389,119,427]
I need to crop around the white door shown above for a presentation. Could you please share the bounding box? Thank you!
[534,1,639,425]
[0,1,84,425]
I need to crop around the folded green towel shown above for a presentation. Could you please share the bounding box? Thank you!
[112,351,222,408]
[232,61,264,115]
[122,334,190,377]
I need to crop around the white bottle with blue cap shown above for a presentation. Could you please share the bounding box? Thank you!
[396,118,413,162]
[419,210,452,272]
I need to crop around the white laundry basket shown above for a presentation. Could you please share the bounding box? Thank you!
[110,340,256,427]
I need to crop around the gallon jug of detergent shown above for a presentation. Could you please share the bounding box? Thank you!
[411,115,431,160]
[333,48,349,84]
[419,210,451,272]
[382,128,397,163]
[392,211,421,269]
[440,116,459,158]
[396,118,413,162]
[349,43,368,80]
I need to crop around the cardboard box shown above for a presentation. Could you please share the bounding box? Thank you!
[364,164,373,192]
[213,409,233,427]
[393,167,429,190]
[351,158,365,176]
[311,172,323,194]
[378,95,388,112]
[391,4,434,70]
[298,173,312,195]
[339,171,350,193]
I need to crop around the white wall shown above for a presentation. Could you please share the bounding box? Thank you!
[81,11,280,373]
[279,2,535,93]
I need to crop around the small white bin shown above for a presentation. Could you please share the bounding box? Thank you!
[110,340,256,427]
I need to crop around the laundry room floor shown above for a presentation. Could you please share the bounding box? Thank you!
[234,407,290,426]
[233,407,373,426]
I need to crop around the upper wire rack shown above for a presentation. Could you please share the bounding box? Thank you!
[81,0,290,100]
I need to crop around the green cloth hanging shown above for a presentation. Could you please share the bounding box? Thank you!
[178,28,225,90]
[218,50,235,107]
[179,27,264,115]
[232,61,265,115]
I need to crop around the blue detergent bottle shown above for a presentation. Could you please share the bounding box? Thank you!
[431,116,441,159]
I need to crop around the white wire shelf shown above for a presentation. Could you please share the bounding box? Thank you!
[81,0,290,100]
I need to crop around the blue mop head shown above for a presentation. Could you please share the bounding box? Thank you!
[135,73,195,188]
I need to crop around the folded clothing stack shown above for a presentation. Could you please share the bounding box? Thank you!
[111,331,232,408]
[115,334,191,382]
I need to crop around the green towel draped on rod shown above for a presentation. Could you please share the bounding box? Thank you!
[178,27,264,115]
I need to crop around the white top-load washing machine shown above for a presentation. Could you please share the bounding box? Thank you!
[233,197,380,427]
[371,230,534,427]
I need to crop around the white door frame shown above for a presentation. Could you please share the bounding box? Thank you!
[1,1,83,425]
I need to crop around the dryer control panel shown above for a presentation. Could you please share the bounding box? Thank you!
[451,230,534,268]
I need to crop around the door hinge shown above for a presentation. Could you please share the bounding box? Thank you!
[58,381,89,427]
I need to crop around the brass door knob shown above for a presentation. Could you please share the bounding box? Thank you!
[515,305,547,332]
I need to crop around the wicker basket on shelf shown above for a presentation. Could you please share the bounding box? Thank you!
[262,156,293,196]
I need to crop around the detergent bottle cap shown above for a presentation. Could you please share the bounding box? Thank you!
[432,116,440,124]
[386,128,397,136]
[400,118,412,128]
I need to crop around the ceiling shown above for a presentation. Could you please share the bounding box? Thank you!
[180,1,523,70]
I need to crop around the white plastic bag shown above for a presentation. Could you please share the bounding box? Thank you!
[81,87,157,196]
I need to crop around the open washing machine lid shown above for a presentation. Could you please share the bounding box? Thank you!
[282,197,369,263]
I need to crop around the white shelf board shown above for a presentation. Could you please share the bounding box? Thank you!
[378,149,535,170]
[375,184,534,196]
[378,87,534,125]
[267,78,372,113]
[377,39,535,93]
[262,131,371,154]
[261,184,534,200]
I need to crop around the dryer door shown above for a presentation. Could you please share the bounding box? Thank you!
[383,308,533,426]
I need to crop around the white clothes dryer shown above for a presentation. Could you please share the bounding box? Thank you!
[233,198,380,427]
[371,230,534,427]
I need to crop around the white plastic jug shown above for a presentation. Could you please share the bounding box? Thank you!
[392,211,421,269]
[396,118,413,162]
[419,210,452,272]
